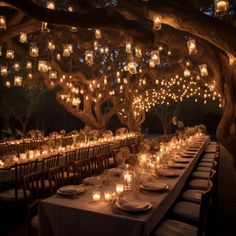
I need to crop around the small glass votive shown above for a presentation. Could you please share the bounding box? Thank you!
[92,191,101,202]
[116,184,124,194]
[104,191,114,202]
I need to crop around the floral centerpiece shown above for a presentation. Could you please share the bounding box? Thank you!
[140,138,160,155]
[115,127,128,136]
[102,130,113,139]
[27,129,44,139]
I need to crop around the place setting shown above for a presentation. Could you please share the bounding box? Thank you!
[56,185,86,199]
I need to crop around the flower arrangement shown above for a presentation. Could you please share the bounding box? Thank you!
[115,147,131,165]
[60,129,66,135]
[115,127,128,136]
[140,139,160,154]
[184,124,207,137]
[172,116,184,129]
[27,130,44,139]
[102,130,113,139]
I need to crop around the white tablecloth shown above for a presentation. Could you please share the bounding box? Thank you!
[39,136,210,236]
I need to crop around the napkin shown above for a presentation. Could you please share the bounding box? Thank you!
[142,181,167,190]
[118,196,149,210]
[58,185,84,195]
[158,169,179,177]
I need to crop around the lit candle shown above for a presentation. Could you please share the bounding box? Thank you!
[20,153,27,160]
[104,191,114,202]
[116,183,124,194]
[0,160,4,167]
[124,171,132,185]
[13,157,19,163]
[28,150,34,159]
[93,191,101,202]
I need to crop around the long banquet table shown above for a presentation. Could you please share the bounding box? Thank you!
[39,136,210,236]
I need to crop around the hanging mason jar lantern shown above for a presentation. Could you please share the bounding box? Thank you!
[5,81,11,88]
[105,47,109,54]
[100,47,105,54]
[30,45,39,57]
[14,76,23,86]
[184,68,191,77]
[56,53,61,61]
[26,61,32,69]
[95,29,101,39]
[125,41,132,53]
[199,64,208,77]
[135,46,142,58]
[48,40,55,50]
[19,32,27,43]
[153,15,162,30]
[38,61,48,72]
[1,66,8,76]
[127,62,137,74]
[13,62,20,72]
[228,54,236,65]
[94,40,98,50]
[187,39,197,55]
[150,50,160,65]
[214,0,229,15]
[0,15,6,29]
[6,50,14,59]
[63,44,73,57]
[41,22,49,32]
[28,73,33,79]
[46,0,55,10]
[85,50,94,66]
[68,6,73,11]
[71,27,78,32]
[149,59,156,68]
[72,97,81,106]
[49,71,57,79]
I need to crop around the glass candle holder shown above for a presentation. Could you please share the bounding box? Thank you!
[116,183,124,194]
[104,191,114,202]
[93,191,101,202]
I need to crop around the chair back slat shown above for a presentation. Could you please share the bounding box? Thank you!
[12,159,38,201]
[48,165,65,195]
[42,154,59,170]
[73,159,92,183]
[79,147,89,159]
[65,150,77,165]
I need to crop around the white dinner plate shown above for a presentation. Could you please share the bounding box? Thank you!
[115,200,152,212]
[57,185,84,196]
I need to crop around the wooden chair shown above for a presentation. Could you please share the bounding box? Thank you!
[96,153,110,173]
[48,165,65,195]
[0,159,38,201]
[154,182,213,236]
[41,154,60,192]
[130,143,139,154]
[41,153,60,171]
[73,159,92,184]
[78,147,89,159]
[64,150,77,184]
[22,170,45,236]
[102,144,110,154]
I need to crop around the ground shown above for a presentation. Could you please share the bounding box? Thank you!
[1,146,236,236]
